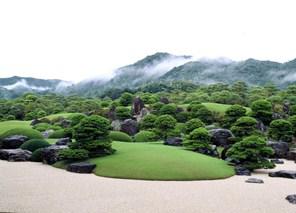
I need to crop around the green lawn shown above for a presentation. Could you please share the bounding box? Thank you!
[54,141,234,181]
[180,102,251,114]
[44,112,82,120]
[0,120,31,135]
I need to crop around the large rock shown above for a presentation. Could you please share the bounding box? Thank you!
[164,137,183,146]
[67,162,96,173]
[111,120,122,131]
[209,129,233,147]
[256,120,267,132]
[41,145,68,165]
[287,149,296,161]
[135,108,150,122]
[120,119,139,136]
[108,106,116,120]
[197,145,219,157]
[30,119,42,126]
[267,141,289,158]
[286,194,296,204]
[0,149,32,161]
[42,129,54,138]
[245,178,264,184]
[132,97,145,115]
[235,166,251,176]
[56,137,71,145]
[1,135,29,149]
[271,159,284,164]
[160,97,169,104]
[269,170,296,179]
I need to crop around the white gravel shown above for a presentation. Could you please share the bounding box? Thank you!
[0,160,295,213]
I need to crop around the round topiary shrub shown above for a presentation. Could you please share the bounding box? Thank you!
[20,139,50,152]
[140,114,157,130]
[31,148,44,162]
[59,148,89,160]
[268,119,293,142]
[109,131,132,142]
[185,118,205,134]
[33,123,52,132]
[0,128,43,140]
[134,131,157,142]
[48,129,66,139]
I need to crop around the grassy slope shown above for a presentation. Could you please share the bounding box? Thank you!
[0,120,31,135]
[44,113,78,120]
[85,142,234,180]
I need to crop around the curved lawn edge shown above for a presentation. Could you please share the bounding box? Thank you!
[53,142,234,181]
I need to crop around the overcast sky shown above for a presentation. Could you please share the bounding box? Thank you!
[0,0,296,82]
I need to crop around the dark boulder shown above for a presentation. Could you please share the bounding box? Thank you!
[287,149,296,161]
[197,145,219,157]
[160,97,169,104]
[164,137,183,146]
[269,170,296,179]
[108,106,116,121]
[271,159,285,164]
[286,194,296,204]
[209,129,233,147]
[132,97,145,115]
[1,135,29,149]
[256,120,267,132]
[267,141,289,158]
[41,145,68,165]
[245,178,264,184]
[67,162,96,173]
[0,149,32,161]
[56,137,71,145]
[235,166,251,176]
[120,119,139,136]
[30,119,42,126]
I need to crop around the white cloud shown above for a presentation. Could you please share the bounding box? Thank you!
[0,0,295,82]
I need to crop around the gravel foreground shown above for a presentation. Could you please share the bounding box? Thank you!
[0,160,295,213]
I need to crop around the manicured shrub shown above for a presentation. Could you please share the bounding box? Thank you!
[224,104,246,128]
[119,92,134,106]
[226,135,275,170]
[6,115,16,120]
[250,99,272,125]
[109,131,132,142]
[37,110,47,118]
[183,127,211,151]
[230,116,258,140]
[48,129,66,139]
[33,123,52,132]
[175,111,191,123]
[20,139,50,152]
[185,119,205,134]
[59,148,89,160]
[0,128,43,140]
[175,123,186,134]
[68,113,87,127]
[288,115,296,136]
[154,115,177,139]
[134,131,157,142]
[289,105,296,116]
[31,148,44,162]
[159,104,177,116]
[115,107,131,120]
[268,119,293,142]
[140,114,157,130]
[189,104,213,124]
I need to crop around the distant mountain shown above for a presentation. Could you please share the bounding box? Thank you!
[0,76,72,98]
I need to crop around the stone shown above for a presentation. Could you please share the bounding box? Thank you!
[135,108,150,122]
[197,145,219,157]
[286,194,296,204]
[269,170,296,179]
[30,119,42,126]
[67,162,96,173]
[108,106,116,120]
[111,120,122,131]
[267,141,289,158]
[164,137,183,146]
[41,145,68,165]
[256,120,267,132]
[120,119,139,136]
[59,119,71,128]
[56,137,71,145]
[42,129,54,138]
[0,149,32,161]
[271,159,285,164]
[209,129,233,147]
[287,149,296,161]
[1,135,29,149]
[235,166,251,176]
[132,97,145,115]
[245,178,264,184]
[160,97,169,104]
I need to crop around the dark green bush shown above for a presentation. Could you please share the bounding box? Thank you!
[226,135,275,170]
[68,113,87,127]
[183,127,211,151]
[140,114,157,130]
[250,99,272,125]
[154,115,177,139]
[185,119,205,134]
[119,92,134,106]
[20,139,50,152]
[224,104,246,128]
[115,107,131,120]
[31,148,44,162]
[33,123,52,132]
[230,116,258,140]
[159,104,177,116]
[59,148,89,160]
[48,129,66,139]
[288,115,296,136]
[268,119,293,142]
[0,128,43,140]
[109,131,132,142]
[134,131,157,142]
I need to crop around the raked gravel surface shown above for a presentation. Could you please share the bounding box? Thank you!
[0,160,295,213]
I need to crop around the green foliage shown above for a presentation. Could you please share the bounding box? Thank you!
[134,131,157,142]
[31,148,44,162]
[37,110,47,118]
[185,118,205,134]
[175,111,190,123]
[192,106,213,124]
[6,115,16,120]
[154,115,177,139]
[159,104,177,116]
[115,107,131,120]
[33,123,52,132]
[59,148,89,160]
[139,114,157,130]
[48,129,66,139]
[68,113,87,127]
[0,128,43,140]
[290,105,296,116]
[20,139,50,152]
[226,135,275,170]
[183,127,211,151]
[250,99,272,125]
[119,92,134,106]
[224,104,246,128]
[109,131,132,142]
[230,116,258,140]
[268,119,293,142]
[288,115,296,136]
[210,90,242,105]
